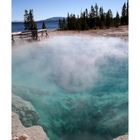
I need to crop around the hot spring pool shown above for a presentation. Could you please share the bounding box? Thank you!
[12,36,128,140]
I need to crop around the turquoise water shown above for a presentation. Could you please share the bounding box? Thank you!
[12,36,128,140]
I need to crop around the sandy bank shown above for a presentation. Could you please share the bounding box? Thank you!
[48,26,128,40]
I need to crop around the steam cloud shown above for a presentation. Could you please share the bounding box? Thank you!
[12,36,128,140]
[12,36,127,92]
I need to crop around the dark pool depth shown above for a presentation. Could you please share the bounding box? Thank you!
[12,36,128,140]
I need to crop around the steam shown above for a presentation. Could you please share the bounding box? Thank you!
[12,36,128,140]
[12,36,127,93]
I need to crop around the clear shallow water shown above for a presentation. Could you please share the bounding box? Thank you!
[12,36,128,140]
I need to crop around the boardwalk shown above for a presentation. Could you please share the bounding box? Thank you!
[12,29,48,42]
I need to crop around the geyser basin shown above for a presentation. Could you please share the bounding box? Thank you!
[12,36,128,140]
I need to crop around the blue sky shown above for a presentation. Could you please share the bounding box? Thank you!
[12,0,127,21]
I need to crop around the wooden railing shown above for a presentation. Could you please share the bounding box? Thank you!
[12,29,48,41]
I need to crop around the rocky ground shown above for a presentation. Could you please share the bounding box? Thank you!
[12,112,49,140]
[12,94,49,140]
[12,95,39,127]
[113,135,128,140]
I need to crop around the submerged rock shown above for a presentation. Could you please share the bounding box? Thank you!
[12,95,39,127]
[12,112,49,140]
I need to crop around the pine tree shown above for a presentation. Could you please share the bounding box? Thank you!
[59,19,62,29]
[114,12,120,27]
[106,9,113,28]
[85,8,89,28]
[62,18,66,30]
[126,1,128,25]
[76,15,81,30]
[28,9,34,30]
[95,3,98,17]
[99,7,105,29]
[24,10,29,30]
[67,13,70,29]
[121,3,127,25]
[80,11,88,30]
[89,5,96,28]
[42,22,46,29]
[85,8,89,18]
[68,14,72,30]
[94,3,99,29]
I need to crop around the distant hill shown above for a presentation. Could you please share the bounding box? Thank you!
[45,17,65,22]
[12,17,65,32]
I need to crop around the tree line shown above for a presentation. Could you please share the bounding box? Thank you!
[59,2,128,30]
